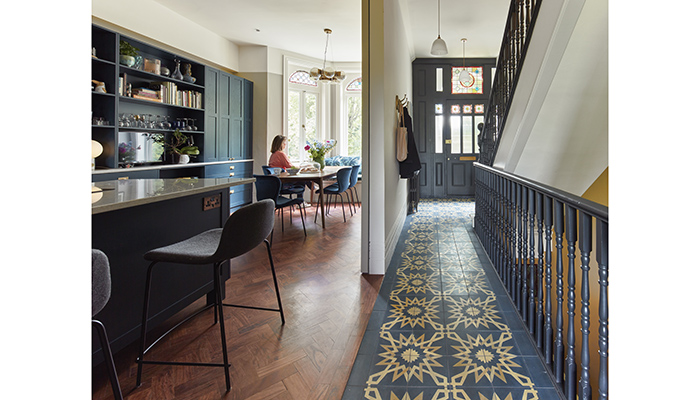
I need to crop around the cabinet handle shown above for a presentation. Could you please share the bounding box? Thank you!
[229,166,235,170]
[229,172,235,177]
[230,190,235,195]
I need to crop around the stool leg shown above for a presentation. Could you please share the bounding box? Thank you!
[264,239,285,324]
[136,261,157,388]
[93,320,124,400]
[213,262,232,391]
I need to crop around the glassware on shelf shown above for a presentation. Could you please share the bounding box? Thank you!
[171,59,183,80]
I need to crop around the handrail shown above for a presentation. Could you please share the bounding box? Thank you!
[476,164,608,222]
[479,0,542,166]
[474,162,608,400]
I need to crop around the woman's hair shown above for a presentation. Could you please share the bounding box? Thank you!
[270,135,287,153]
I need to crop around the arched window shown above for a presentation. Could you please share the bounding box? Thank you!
[346,77,362,92]
[289,70,317,87]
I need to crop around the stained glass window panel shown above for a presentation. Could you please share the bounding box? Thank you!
[475,104,485,114]
[435,104,443,114]
[346,77,362,92]
[463,105,473,114]
[289,70,317,87]
[451,67,483,94]
[451,105,461,114]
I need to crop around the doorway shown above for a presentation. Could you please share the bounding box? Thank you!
[412,58,495,198]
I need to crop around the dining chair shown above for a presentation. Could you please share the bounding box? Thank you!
[254,174,307,237]
[92,249,124,400]
[262,165,306,206]
[136,199,284,392]
[315,167,353,223]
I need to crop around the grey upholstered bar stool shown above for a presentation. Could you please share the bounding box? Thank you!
[135,199,284,392]
[92,249,124,400]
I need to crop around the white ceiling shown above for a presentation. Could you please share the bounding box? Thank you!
[151,0,510,61]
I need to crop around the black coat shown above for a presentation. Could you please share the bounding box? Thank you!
[399,106,421,178]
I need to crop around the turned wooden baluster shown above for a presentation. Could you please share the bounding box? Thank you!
[565,205,578,399]
[553,200,565,384]
[578,212,593,400]
[597,219,609,400]
[520,185,529,320]
[515,183,523,303]
[528,188,536,334]
[536,192,545,349]
[543,196,554,366]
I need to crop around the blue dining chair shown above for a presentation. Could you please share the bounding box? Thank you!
[262,165,306,206]
[315,167,353,223]
[254,174,307,237]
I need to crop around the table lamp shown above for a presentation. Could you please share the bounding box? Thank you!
[92,140,103,170]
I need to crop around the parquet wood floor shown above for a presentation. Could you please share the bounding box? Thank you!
[92,203,382,399]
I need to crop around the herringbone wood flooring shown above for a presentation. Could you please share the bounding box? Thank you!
[92,203,381,399]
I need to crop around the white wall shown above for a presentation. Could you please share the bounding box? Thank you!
[492,0,608,196]
[361,0,414,274]
[92,0,240,72]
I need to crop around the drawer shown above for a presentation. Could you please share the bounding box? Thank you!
[229,183,252,208]
[205,162,252,178]
[92,169,159,182]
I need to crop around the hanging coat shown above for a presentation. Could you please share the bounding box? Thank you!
[399,106,421,178]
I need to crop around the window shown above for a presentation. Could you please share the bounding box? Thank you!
[287,70,320,161]
[451,67,483,94]
[286,58,361,161]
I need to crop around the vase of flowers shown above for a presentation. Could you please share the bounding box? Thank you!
[304,139,336,170]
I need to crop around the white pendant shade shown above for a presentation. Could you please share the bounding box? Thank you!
[431,36,448,56]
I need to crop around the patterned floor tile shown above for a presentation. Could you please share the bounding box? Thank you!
[343,199,560,400]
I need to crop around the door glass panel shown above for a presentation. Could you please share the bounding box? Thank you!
[462,116,473,154]
[287,91,300,160]
[474,115,484,154]
[436,68,443,92]
[450,115,461,154]
[304,92,318,143]
[435,115,443,154]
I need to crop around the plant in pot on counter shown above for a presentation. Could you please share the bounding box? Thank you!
[119,40,139,68]
[144,130,199,164]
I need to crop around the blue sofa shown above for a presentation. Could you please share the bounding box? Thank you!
[324,155,362,176]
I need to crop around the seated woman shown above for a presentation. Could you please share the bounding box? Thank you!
[268,135,309,202]
[268,135,294,171]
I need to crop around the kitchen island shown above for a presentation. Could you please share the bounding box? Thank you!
[91,177,254,365]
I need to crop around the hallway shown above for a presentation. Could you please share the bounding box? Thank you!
[343,198,560,400]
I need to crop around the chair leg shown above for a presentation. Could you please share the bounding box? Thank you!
[280,207,284,232]
[93,320,124,400]
[213,262,232,391]
[136,261,157,388]
[340,194,346,222]
[354,187,360,208]
[298,204,307,236]
[346,192,354,216]
[264,239,285,324]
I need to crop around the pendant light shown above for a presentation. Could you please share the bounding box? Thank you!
[459,38,474,87]
[309,28,346,84]
[430,0,448,56]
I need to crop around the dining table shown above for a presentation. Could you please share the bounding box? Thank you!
[277,166,342,228]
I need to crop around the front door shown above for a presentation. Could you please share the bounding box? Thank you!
[413,59,494,198]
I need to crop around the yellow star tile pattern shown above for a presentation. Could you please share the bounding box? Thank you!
[343,199,559,400]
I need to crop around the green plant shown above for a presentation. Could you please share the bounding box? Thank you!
[144,130,199,156]
[119,40,139,57]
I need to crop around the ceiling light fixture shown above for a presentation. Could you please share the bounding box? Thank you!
[430,0,448,56]
[310,28,346,84]
[459,38,474,87]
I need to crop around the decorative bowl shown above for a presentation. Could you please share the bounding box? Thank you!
[287,168,299,175]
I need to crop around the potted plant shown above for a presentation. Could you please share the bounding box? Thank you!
[119,40,139,67]
[144,130,199,164]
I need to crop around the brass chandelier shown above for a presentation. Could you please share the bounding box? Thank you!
[310,28,346,84]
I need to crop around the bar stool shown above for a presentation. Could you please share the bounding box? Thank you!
[135,199,283,392]
[92,249,124,400]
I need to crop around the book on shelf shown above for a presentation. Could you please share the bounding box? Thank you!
[132,94,163,103]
